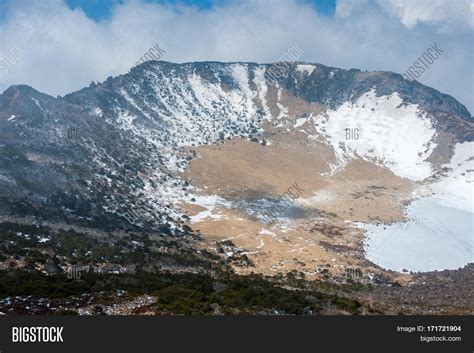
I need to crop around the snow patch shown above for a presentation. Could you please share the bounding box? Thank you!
[315,89,437,181]
[297,64,316,75]
[430,141,474,213]
[253,66,271,118]
[294,117,307,128]
[187,195,231,223]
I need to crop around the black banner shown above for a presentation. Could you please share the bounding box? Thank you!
[0,315,472,353]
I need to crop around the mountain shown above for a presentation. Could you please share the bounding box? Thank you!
[0,61,472,235]
[1,60,473,315]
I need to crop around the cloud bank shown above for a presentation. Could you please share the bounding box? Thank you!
[0,0,472,112]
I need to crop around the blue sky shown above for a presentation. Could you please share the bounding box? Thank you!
[0,0,337,22]
[59,0,336,21]
[0,0,472,112]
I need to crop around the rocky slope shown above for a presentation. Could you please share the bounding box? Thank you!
[0,61,472,236]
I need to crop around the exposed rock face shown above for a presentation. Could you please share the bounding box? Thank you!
[0,61,472,234]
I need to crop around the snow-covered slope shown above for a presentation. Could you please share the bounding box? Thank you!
[431,141,474,212]
[314,89,437,181]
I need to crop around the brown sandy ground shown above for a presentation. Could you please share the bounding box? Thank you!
[179,128,417,283]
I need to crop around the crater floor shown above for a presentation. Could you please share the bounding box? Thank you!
[180,128,416,281]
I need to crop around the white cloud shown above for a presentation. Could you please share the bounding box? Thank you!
[336,0,367,17]
[379,0,474,31]
[337,0,474,32]
[0,0,472,113]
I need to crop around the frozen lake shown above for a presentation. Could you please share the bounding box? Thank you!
[361,197,473,272]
